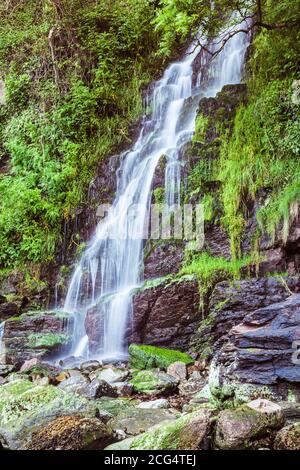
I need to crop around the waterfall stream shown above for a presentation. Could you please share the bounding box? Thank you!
[63,22,250,361]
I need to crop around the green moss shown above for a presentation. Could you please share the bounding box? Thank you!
[130,369,177,395]
[26,333,71,349]
[129,344,194,370]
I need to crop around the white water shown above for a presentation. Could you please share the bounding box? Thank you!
[63,22,250,361]
[0,321,5,358]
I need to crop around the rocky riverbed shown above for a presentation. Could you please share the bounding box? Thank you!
[0,343,299,450]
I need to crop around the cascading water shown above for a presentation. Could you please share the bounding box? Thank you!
[0,321,5,357]
[63,21,250,361]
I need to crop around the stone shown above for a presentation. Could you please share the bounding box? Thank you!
[2,311,74,366]
[274,423,300,450]
[130,369,178,395]
[0,364,14,377]
[80,360,102,373]
[129,344,194,370]
[81,379,117,399]
[112,382,133,397]
[25,415,112,450]
[167,362,187,381]
[214,399,285,450]
[20,358,40,372]
[130,277,201,350]
[95,397,137,417]
[89,367,128,384]
[178,374,207,398]
[0,379,98,449]
[137,399,169,409]
[108,408,177,436]
[57,374,89,394]
[106,409,214,450]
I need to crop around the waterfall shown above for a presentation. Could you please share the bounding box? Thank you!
[63,21,250,361]
[0,321,5,358]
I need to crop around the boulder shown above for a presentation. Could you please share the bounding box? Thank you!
[0,379,98,449]
[25,415,112,450]
[108,408,177,436]
[274,422,300,450]
[81,379,117,399]
[0,364,14,377]
[89,367,128,384]
[137,399,169,409]
[214,399,285,450]
[80,360,102,374]
[112,382,133,397]
[129,344,194,370]
[106,409,214,450]
[95,397,137,417]
[130,369,178,395]
[57,374,89,394]
[167,362,187,381]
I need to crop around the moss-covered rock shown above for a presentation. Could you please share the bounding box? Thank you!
[94,397,138,417]
[25,415,112,450]
[105,409,215,450]
[0,379,98,449]
[130,369,178,395]
[214,399,285,450]
[129,344,194,370]
[274,423,300,450]
[108,408,178,436]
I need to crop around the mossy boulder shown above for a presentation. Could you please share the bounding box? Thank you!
[24,415,112,450]
[94,397,138,417]
[108,408,177,436]
[274,423,300,450]
[130,369,178,395]
[105,408,215,450]
[214,399,285,450]
[0,379,98,449]
[129,344,194,370]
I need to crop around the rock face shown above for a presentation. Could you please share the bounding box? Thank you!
[130,277,201,350]
[212,293,300,396]
[2,311,73,366]
[214,399,285,450]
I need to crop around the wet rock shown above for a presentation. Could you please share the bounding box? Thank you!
[80,360,102,374]
[20,358,40,372]
[81,379,117,399]
[0,364,14,377]
[3,311,74,366]
[144,242,184,280]
[274,422,300,450]
[137,399,169,409]
[0,300,21,321]
[112,382,133,397]
[106,408,215,450]
[214,399,285,450]
[95,397,137,417]
[58,374,89,394]
[130,369,178,395]
[0,379,98,449]
[167,362,187,381]
[129,344,194,370]
[59,356,84,369]
[130,277,201,350]
[108,408,177,436]
[178,372,207,398]
[89,367,128,384]
[25,415,112,450]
